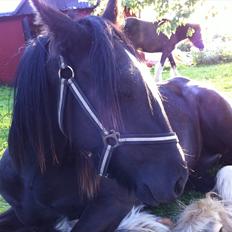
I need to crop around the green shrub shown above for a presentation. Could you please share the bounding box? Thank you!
[192,48,232,65]
[177,41,192,52]
[190,35,232,66]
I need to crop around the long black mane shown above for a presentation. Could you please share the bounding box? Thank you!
[8,36,60,171]
[8,16,137,171]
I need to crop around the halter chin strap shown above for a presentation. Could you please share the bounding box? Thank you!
[58,56,179,177]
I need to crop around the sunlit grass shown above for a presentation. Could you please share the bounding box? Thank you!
[163,63,232,99]
[0,197,9,213]
[0,86,13,212]
[0,87,13,156]
[153,191,204,220]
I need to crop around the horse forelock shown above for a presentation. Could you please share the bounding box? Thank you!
[78,16,137,132]
[125,50,172,130]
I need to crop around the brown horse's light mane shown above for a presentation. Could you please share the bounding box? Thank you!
[173,193,232,232]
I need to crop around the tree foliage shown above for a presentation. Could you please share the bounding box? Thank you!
[123,0,204,36]
[93,0,205,37]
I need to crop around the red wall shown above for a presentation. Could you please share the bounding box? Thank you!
[0,17,25,85]
[0,9,91,85]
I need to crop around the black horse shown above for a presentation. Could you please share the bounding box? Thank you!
[0,0,188,231]
[124,17,204,81]
[159,77,232,191]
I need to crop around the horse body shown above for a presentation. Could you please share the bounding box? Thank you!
[159,77,232,190]
[0,0,188,230]
[124,17,204,80]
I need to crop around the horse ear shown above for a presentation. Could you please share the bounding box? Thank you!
[31,0,74,34]
[30,0,89,48]
[102,0,121,24]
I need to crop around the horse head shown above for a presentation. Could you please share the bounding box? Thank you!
[187,23,204,50]
[10,0,188,206]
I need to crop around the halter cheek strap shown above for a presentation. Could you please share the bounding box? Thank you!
[58,56,179,177]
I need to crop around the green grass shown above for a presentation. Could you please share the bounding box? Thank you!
[0,62,231,215]
[163,63,232,99]
[0,196,10,213]
[0,87,13,156]
[0,86,13,212]
[153,191,204,220]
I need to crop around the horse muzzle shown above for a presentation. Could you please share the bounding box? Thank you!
[136,172,188,206]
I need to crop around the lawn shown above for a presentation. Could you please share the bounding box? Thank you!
[0,62,231,215]
[0,87,13,156]
[163,62,232,99]
[0,87,13,213]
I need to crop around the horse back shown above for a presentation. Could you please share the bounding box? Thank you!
[163,77,232,159]
[124,17,169,52]
[159,77,203,168]
[194,83,232,154]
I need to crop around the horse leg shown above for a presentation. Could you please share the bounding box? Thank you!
[0,208,26,232]
[155,52,168,82]
[71,179,137,232]
[187,150,222,193]
[0,150,60,232]
[0,209,51,232]
[187,170,216,193]
[168,54,179,77]
[0,204,58,232]
[0,208,59,232]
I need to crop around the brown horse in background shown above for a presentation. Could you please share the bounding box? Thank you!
[124,18,204,81]
[159,77,232,192]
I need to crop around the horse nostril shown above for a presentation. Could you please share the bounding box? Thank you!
[174,177,185,197]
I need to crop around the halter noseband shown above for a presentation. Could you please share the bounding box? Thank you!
[58,56,179,177]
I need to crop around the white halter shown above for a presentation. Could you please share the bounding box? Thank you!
[57,56,179,177]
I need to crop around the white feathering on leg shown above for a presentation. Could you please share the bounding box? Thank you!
[215,165,232,201]
[116,206,171,232]
[55,218,78,232]
[155,63,163,82]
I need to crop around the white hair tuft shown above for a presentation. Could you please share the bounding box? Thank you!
[173,193,232,232]
[116,205,171,232]
[214,165,232,202]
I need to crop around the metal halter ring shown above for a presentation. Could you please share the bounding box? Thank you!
[58,65,75,80]
[103,130,120,147]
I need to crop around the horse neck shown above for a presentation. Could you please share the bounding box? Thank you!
[174,24,190,43]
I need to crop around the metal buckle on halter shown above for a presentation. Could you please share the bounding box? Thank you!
[103,130,120,147]
[58,56,74,80]
[58,65,74,80]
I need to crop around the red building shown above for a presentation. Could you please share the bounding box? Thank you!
[0,0,99,85]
